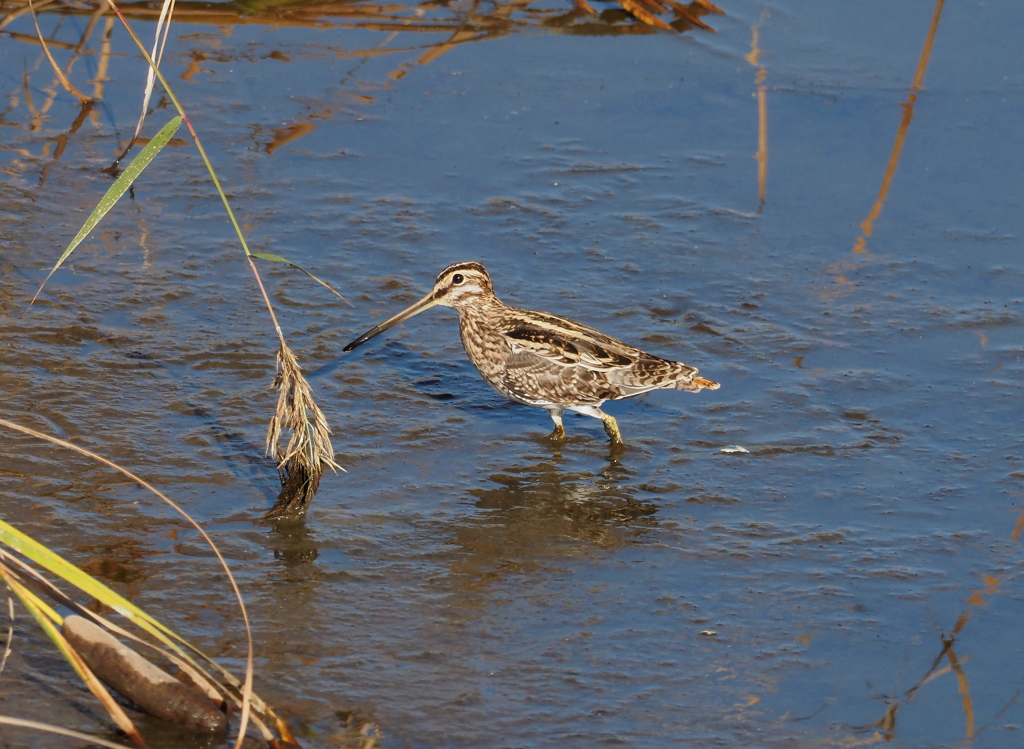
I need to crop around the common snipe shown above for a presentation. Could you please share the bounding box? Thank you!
[343,262,720,443]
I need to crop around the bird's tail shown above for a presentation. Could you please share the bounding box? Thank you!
[677,376,720,393]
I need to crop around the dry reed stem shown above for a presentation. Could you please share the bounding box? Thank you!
[264,343,341,519]
[0,717,135,749]
[89,3,341,521]
[0,596,13,677]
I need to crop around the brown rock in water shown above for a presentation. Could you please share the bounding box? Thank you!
[62,615,227,734]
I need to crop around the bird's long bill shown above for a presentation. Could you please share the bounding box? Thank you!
[342,291,440,352]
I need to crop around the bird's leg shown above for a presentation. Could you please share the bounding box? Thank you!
[567,404,624,444]
[599,412,623,444]
[546,407,566,440]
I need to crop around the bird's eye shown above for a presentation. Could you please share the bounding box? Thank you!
[452,273,465,285]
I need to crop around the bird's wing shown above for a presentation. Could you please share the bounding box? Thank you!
[502,323,637,372]
[497,312,705,404]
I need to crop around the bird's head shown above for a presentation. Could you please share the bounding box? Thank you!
[430,262,494,309]
[342,261,495,352]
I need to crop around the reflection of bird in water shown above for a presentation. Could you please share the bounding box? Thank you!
[344,262,720,443]
[450,454,660,585]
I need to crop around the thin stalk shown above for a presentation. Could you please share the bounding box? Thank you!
[106,2,278,347]
[107,2,336,521]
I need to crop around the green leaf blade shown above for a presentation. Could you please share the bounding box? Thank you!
[251,252,350,305]
[0,517,174,640]
[31,115,183,304]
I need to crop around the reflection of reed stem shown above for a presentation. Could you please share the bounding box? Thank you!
[746,12,768,210]
[91,16,114,111]
[4,0,723,38]
[947,646,974,738]
[26,0,91,102]
[851,0,944,254]
[912,0,945,90]
[755,76,767,208]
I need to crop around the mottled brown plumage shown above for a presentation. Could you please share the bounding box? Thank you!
[343,262,719,442]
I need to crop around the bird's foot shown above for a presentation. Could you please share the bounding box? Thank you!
[601,414,624,444]
[550,423,566,441]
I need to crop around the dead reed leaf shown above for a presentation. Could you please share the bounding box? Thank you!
[662,0,713,29]
[692,0,724,13]
[264,343,342,519]
[0,596,11,678]
[617,0,672,30]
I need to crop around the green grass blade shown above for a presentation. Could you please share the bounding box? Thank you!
[3,572,73,674]
[31,115,183,305]
[251,252,350,304]
[0,564,64,626]
[0,516,263,709]
[0,518,179,642]
[0,517,280,734]
[0,518,241,710]
[0,570,144,744]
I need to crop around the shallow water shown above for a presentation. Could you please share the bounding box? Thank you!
[2,0,1024,746]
